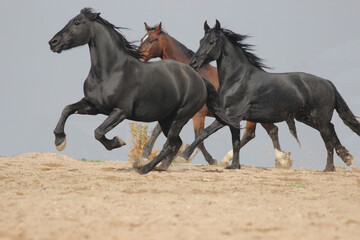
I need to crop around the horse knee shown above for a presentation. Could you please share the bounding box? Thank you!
[94,129,103,141]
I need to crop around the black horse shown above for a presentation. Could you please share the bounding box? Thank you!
[48,9,238,174]
[181,20,360,172]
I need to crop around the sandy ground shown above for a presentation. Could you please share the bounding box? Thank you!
[0,152,360,240]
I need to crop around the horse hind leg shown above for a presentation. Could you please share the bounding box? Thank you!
[319,123,353,171]
[328,123,354,166]
[139,118,188,174]
[141,123,162,160]
[262,123,293,168]
[239,121,257,148]
[261,123,281,150]
[157,136,183,170]
[193,114,217,165]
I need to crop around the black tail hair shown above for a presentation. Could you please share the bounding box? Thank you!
[332,83,360,136]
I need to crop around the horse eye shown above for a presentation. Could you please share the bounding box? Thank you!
[209,41,215,45]
[74,21,80,26]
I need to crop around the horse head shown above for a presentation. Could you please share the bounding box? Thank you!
[138,22,163,61]
[190,20,223,71]
[49,8,98,53]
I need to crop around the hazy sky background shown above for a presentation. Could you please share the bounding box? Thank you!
[1,0,359,170]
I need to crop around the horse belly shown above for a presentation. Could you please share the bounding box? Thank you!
[130,84,182,122]
[246,93,305,123]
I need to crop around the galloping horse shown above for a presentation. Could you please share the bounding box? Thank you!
[138,22,299,166]
[183,20,360,171]
[48,9,238,174]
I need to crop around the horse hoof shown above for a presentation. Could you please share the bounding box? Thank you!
[133,158,150,168]
[219,150,233,167]
[274,149,293,169]
[344,155,354,166]
[174,156,188,163]
[225,164,240,170]
[208,159,218,166]
[55,138,66,151]
[155,165,169,171]
[219,161,230,167]
[323,167,335,172]
[138,166,151,174]
[116,136,126,146]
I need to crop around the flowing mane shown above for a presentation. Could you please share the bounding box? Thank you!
[220,28,269,69]
[81,8,143,60]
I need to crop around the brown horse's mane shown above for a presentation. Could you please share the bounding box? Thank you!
[147,23,195,58]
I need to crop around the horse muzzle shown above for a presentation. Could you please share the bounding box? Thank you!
[190,59,201,71]
[49,37,63,53]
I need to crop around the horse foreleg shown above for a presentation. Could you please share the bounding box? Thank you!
[94,108,127,150]
[225,127,241,169]
[179,120,225,161]
[54,98,98,151]
[142,123,162,158]
[220,121,256,166]
[193,114,217,165]
[319,126,336,172]
[328,123,353,167]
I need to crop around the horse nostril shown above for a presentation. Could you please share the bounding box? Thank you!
[190,60,198,68]
[50,39,58,46]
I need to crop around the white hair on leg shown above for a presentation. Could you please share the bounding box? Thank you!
[274,149,293,168]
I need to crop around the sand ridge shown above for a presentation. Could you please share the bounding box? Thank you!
[0,152,359,240]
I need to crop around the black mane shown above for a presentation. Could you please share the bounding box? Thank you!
[220,28,269,69]
[81,8,143,60]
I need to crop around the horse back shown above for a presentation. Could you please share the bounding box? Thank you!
[237,71,336,122]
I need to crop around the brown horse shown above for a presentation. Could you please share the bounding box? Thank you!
[138,23,299,166]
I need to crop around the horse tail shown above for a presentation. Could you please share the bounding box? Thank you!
[332,83,360,136]
[202,78,241,129]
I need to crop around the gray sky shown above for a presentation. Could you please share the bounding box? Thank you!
[1,0,359,170]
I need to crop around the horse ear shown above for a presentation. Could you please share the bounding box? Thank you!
[215,19,221,31]
[204,21,210,33]
[144,22,150,31]
[155,22,162,34]
[88,12,100,21]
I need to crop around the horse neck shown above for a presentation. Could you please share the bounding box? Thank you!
[160,34,192,64]
[88,22,132,79]
[216,36,255,86]
[216,37,255,85]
